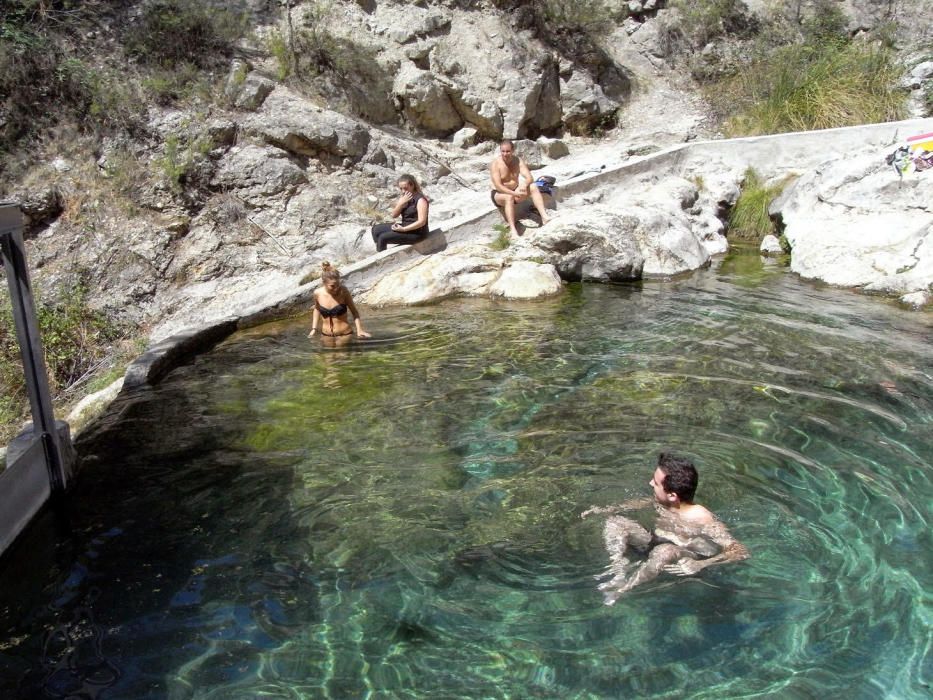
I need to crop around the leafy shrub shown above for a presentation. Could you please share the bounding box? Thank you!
[142,61,213,105]
[0,280,126,442]
[156,130,215,191]
[800,0,848,43]
[267,29,291,80]
[0,2,144,164]
[727,168,787,242]
[125,0,248,69]
[668,0,756,48]
[538,0,620,33]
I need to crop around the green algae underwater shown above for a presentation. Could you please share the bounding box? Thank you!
[1,251,930,699]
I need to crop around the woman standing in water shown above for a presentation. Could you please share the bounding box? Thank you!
[371,174,430,253]
[308,261,371,342]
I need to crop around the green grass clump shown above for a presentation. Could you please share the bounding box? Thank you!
[538,0,619,33]
[721,39,906,135]
[727,168,788,242]
[489,224,511,251]
[672,0,751,46]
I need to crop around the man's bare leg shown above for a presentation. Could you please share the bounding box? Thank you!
[601,543,695,606]
[529,184,552,225]
[596,517,651,591]
[493,192,520,236]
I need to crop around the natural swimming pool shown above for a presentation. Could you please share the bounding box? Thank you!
[1,251,930,698]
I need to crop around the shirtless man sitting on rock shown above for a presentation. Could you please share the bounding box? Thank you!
[582,452,749,606]
[490,139,552,237]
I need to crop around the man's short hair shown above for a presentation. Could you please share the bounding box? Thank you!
[500,138,514,148]
[658,452,698,502]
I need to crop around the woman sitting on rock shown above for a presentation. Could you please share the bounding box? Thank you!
[371,174,430,253]
[308,261,371,341]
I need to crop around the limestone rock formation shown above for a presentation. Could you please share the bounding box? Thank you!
[359,244,563,306]
[243,88,371,163]
[516,209,645,283]
[211,144,308,201]
[773,147,933,295]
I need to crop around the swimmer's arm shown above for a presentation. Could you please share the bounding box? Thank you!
[308,306,321,337]
[345,296,371,338]
[581,497,654,519]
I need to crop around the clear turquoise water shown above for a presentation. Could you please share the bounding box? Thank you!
[1,253,931,699]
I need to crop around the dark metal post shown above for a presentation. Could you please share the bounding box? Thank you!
[0,202,70,493]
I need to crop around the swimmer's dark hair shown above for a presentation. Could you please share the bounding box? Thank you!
[657,452,698,503]
[500,138,515,148]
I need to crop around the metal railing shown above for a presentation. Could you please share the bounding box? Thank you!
[1,202,73,556]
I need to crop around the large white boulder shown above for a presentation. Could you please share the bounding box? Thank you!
[774,149,933,294]
[359,245,562,305]
[601,176,714,275]
[517,207,644,282]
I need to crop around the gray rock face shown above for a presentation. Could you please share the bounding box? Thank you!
[449,91,504,139]
[15,187,63,231]
[244,88,371,162]
[382,10,614,139]
[519,208,645,282]
[393,64,463,136]
[774,147,933,294]
[227,68,275,111]
[560,70,618,134]
[211,145,307,201]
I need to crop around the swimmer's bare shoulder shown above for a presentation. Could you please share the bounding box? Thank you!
[677,503,716,525]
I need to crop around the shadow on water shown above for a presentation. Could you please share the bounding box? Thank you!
[0,353,318,698]
[0,263,931,698]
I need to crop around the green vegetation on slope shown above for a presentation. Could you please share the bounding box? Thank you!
[0,0,249,171]
[669,0,908,134]
[0,281,130,444]
[721,39,906,135]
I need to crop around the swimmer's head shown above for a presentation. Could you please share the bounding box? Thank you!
[652,452,698,505]
[321,261,341,293]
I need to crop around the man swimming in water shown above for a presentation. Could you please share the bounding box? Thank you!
[582,452,748,605]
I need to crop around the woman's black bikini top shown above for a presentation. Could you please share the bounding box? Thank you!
[316,301,348,318]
